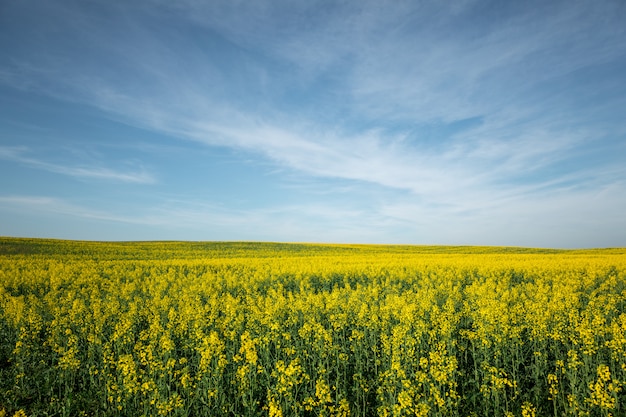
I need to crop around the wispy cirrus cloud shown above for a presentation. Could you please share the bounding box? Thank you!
[5,0,618,188]
[0,146,155,184]
[0,195,142,223]
[0,194,395,242]
[1,0,625,245]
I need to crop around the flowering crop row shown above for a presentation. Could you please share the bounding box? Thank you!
[0,238,625,416]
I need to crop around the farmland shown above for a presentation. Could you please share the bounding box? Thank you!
[0,238,625,416]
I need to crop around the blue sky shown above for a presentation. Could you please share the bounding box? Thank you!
[1,0,625,247]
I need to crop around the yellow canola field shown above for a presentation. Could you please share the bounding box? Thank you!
[0,238,625,417]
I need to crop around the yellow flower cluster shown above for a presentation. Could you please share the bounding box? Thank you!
[0,238,625,416]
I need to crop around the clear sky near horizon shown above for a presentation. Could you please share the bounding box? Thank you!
[1,0,625,247]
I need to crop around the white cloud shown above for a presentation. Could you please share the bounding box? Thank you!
[1,0,624,245]
[0,195,141,223]
[0,194,400,242]
[378,179,626,248]
[0,146,155,184]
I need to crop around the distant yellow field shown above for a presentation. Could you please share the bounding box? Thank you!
[1,238,625,416]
